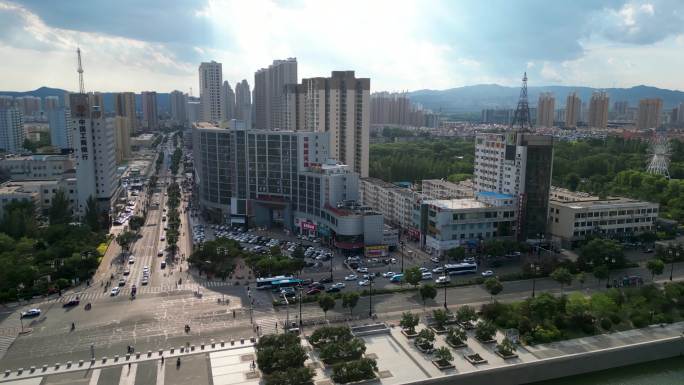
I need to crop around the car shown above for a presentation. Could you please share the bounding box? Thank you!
[644,248,654,253]
[435,276,451,284]
[421,272,433,280]
[63,298,81,308]
[118,278,126,286]
[481,270,495,277]
[141,277,149,285]
[325,286,341,293]
[110,287,120,296]
[432,267,444,274]
[160,236,165,241]
[430,257,441,263]
[331,282,346,289]
[356,267,369,273]
[382,271,396,278]
[128,256,135,264]
[390,258,398,264]
[161,261,166,269]
[419,267,429,273]
[21,308,41,318]
[344,274,358,281]
[390,273,404,283]
[319,276,333,284]
[123,269,130,276]
[306,288,321,295]
[358,280,370,286]
[464,257,476,263]
[143,266,150,272]
[157,249,164,257]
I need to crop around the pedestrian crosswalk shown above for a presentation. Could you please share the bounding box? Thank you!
[0,334,16,361]
[59,282,234,303]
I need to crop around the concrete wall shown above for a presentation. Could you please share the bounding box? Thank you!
[408,336,684,385]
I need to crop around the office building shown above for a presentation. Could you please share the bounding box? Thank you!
[169,90,188,125]
[421,179,474,199]
[113,116,131,163]
[221,81,236,120]
[416,192,517,255]
[549,196,658,247]
[481,109,514,125]
[588,91,609,129]
[284,71,371,177]
[235,79,252,123]
[536,92,555,128]
[199,61,224,122]
[254,58,297,130]
[677,102,684,124]
[192,124,383,249]
[69,93,117,219]
[0,183,38,218]
[0,154,74,180]
[0,108,25,153]
[44,96,60,111]
[565,92,581,128]
[47,107,72,150]
[473,132,553,240]
[114,92,137,134]
[637,98,663,130]
[141,91,159,130]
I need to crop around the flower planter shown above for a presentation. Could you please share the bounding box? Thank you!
[432,360,455,370]
[334,376,378,385]
[415,344,434,354]
[445,340,467,349]
[464,353,487,365]
[401,329,418,339]
[495,351,519,360]
[430,326,448,335]
[476,337,496,344]
[460,321,476,330]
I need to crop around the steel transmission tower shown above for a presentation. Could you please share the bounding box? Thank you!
[646,134,671,178]
[76,47,85,94]
[510,72,533,132]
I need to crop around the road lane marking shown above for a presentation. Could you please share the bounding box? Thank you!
[119,362,137,385]
[88,368,101,385]
[156,359,165,385]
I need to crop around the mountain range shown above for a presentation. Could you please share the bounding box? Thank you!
[408,85,684,113]
[2,84,684,115]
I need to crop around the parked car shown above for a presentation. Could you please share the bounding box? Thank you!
[356,267,369,273]
[325,286,341,293]
[306,288,321,295]
[319,276,334,284]
[344,274,358,281]
[421,272,433,280]
[430,257,441,263]
[419,267,429,273]
[435,276,450,284]
[481,270,495,277]
[432,266,444,274]
[331,282,346,289]
[358,280,370,286]
[382,271,396,278]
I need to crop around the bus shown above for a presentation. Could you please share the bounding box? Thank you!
[444,262,478,275]
[390,273,404,283]
[270,278,304,291]
[256,275,294,290]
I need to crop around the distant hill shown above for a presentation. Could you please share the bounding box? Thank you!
[407,84,684,113]
[0,87,171,113]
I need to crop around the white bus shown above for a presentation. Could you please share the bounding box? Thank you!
[444,262,478,275]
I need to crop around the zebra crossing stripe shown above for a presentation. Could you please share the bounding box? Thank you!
[0,335,17,361]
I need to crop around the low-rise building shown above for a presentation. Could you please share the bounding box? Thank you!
[0,183,38,218]
[549,186,599,202]
[0,179,78,217]
[0,154,74,180]
[416,191,517,256]
[549,197,659,246]
[359,177,423,233]
[421,179,474,199]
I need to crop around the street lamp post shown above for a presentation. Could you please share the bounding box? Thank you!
[531,263,540,298]
[298,284,303,327]
[368,277,373,318]
[330,252,334,282]
[443,254,448,309]
[400,242,405,273]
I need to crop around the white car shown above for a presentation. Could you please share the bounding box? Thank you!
[382,271,396,278]
[344,275,358,281]
[356,267,369,273]
[331,282,346,289]
[430,257,441,263]
[435,276,451,284]
[21,308,41,318]
[421,272,433,280]
[432,267,444,274]
[481,270,495,277]
[141,277,149,285]
[158,249,164,257]
[358,280,370,286]
[110,287,121,296]
[128,255,136,264]
[419,267,429,273]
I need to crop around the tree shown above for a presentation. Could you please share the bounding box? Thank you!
[318,294,336,319]
[264,367,314,385]
[646,258,665,281]
[341,292,360,316]
[292,245,305,259]
[415,328,436,350]
[433,346,453,365]
[116,231,137,253]
[496,337,517,356]
[550,267,573,294]
[447,247,465,261]
[419,284,437,309]
[432,309,449,330]
[128,216,145,231]
[399,312,419,334]
[579,239,625,269]
[256,334,308,375]
[84,195,100,232]
[404,266,422,287]
[455,305,477,324]
[484,277,503,302]
[592,265,609,287]
[48,189,71,225]
[576,272,586,288]
[446,326,467,346]
[475,321,496,342]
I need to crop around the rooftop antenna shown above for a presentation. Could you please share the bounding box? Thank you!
[76,47,85,94]
[510,72,532,132]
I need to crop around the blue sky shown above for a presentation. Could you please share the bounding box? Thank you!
[0,0,683,93]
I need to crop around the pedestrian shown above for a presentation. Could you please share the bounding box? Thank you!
[233,310,236,318]
[161,355,164,365]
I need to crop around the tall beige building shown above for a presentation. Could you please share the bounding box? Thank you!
[114,92,137,134]
[88,92,104,111]
[285,71,370,177]
[254,58,297,130]
[141,91,159,130]
[536,92,555,127]
[113,116,131,163]
[637,98,662,129]
[199,61,223,123]
[588,91,610,128]
[565,92,581,128]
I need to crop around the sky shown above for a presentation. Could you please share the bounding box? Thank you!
[0,0,683,93]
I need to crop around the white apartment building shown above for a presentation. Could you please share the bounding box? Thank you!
[0,154,74,180]
[359,177,422,233]
[421,179,474,199]
[0,108,25,153]
[70,93,118,219]
[549,186,599,202]
[0,178,78,217]
[549,197,659,246]
[199,61,224,123]
[47,107,72,150]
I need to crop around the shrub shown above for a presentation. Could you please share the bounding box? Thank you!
[415,328,436,350]
[432,309,449,329]
[456,305,477,324]
[446,326,467,346]
[264,367,314,385]
[475,321,496,341]
[309,326,352,348]
[496,337,517,356]
[434,346,453,364]
[609,313,622,325]
[600,318,612,330]
[256,334,308,375]
[529,324,561,344]
[630,312,649,328]
[319,338,366,365]
[400,312,419,334]
[331,358,377,384]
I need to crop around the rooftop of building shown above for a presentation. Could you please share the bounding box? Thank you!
[0,154,70,161]
[0,182,41,194]
[552,197,658,209]
[132,133,155,140]
[476,191,514,200]
[325,201,381,217]
[423,178,474,188]
[424,198,488,210]
[549,186,598,200]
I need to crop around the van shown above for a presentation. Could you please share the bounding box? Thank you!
[390,273,404,283]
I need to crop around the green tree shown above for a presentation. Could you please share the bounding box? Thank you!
[446,326,467,346]
[291,245,305,259]
[475,321,496,342]
[83,195,100,232]
[318,294,336,319]
[484,277,503,302]
[399,312,419,334]
[115,231,137,253]
[256,334,308,375]
[496,337,517,356]
[550,267,573,294]
[576,272,586,288]
[419,284,437,309]
[592,265,609,287]
[434,346,453,364]
[341,292,360,316]
[646,258,665,281]
[432,309,449,330]
[455,305,477,324]
[48,189,71,225]
[128,216,145,231]
[264,367,314,385]
[447,247,465,261]
[579,239,625,269]
[404,266,422,287]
